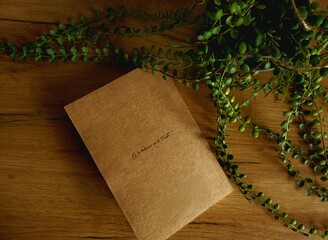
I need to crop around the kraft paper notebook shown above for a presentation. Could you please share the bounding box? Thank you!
[65,69,233,240]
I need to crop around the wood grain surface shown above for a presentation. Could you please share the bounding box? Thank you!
[0,1,327,240]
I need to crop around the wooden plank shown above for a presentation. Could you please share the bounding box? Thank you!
[1,1,327,239]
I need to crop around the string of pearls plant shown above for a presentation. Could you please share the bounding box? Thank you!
[1,0,328,238]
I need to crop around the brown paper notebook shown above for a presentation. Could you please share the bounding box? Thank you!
[65,69,233,240]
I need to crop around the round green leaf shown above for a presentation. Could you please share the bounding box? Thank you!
[215,9,223,20]
[230,29,239,39]
[204,31,213,40]
[238,42,247,54]
[229,65,237,74]
[238,125,246,132]
[226,16,234,26]
[211,26,221,35]
[252,128,259,138]
[311,1,320,9]
[59,23,66,30]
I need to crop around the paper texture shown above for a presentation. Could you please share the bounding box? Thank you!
[65,69,233,240]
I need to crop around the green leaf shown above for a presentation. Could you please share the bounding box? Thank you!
[238,125,246,133]
[172,69,178,77]
[264,61,271,70]
[276,6,286,17]
[224,77,233,85]
[290,219,297,225]
[93,57,100,64]
[305,189,312,196]
[310,54,321,66]
[309,228,317,235]
[230,29,239,39]
[103,47,109,55]
[231,164,239,171]
[281,212,288,218]
[192,82,200,91]
[197,35,204,41]
[265,198,272,204]
[305,178,313,183]
[297,223,305,231]
[230,2,241,15]
[156,48,164,57]
[320,68,328,76]
[256,4,266,9]
[225,16,234,26]
[35,48,42,54]
[273,203,280,211]
[183,80,190,87]
[243,13,254,25]
[131,49,137,63]
[46,48,55,56]
[163,64,169,73]
[211,26,221,35]
[311,1,320,9]
[296,180,305,187]
[229,117,237,124]
[238,42,247,54]
[34,55,42,62]
[247,184,254,190]
[80,15,88,23]
[253,53,262,62]
[212,89,219,97]
[281,121,289,129]
[235,17,244,27]
[291,93,301,99]
[49,29,57,36]
[224,53,232,61]
[257,192,264,198]
[255,33,263,46]
[228,65,237,74]
[283,111,293,117]
[70,47,77,54]
[150,59,157,68]
[71,55,78,63]
[321,19,328,28]
[204,31,213,40]
[70,18,77,26]
[239,174,246,179]
[215,9,223,20]
[83,56,90,63]
[321,176,328,182]
[56,37,64,46]
[82,46,88,53]
[289,100,298,107]
[252,128,259,138]
[59,23,66,30]
[312,15,324,27]
[312,131,322,139]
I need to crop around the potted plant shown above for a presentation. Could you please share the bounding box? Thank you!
[1,0,327,238]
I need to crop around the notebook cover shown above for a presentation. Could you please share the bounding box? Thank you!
[65,68,233,240]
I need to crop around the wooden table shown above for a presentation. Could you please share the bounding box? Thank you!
[1,1,327,239]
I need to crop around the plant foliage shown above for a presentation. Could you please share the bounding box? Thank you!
[1,0,328,238]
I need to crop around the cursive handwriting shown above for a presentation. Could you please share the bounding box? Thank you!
[131,129,175,159]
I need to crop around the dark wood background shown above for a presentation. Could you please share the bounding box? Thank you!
[1,1,327,239]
